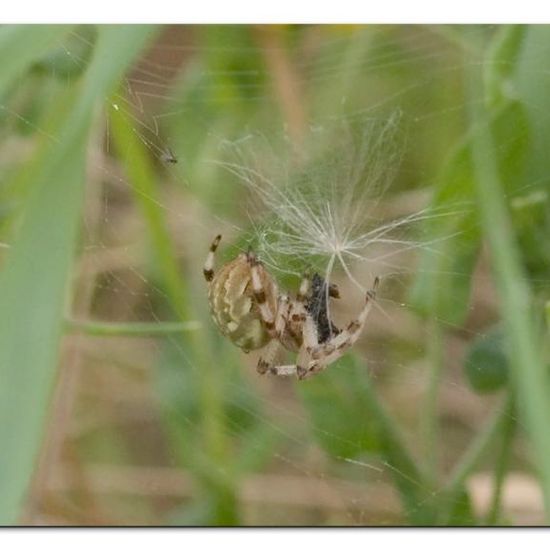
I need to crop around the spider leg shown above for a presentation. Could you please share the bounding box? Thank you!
[257,339,282,374]
[269,350,316,378]
[285,274,309,337]
[275,294,291,338]
[281,275,315,378]
[269,275,323,379]
[249,253,278,336]
[203,234,222,282]
[256,295,289,374]
[269,307,319,378]
[300,277,380,379]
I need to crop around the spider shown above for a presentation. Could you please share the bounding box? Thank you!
[203,234,379,380]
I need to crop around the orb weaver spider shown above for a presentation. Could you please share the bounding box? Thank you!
[203,234,379,380]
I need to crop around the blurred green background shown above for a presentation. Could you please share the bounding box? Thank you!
[0,24,549,526]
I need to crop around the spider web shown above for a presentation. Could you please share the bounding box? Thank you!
[1,24,548,526]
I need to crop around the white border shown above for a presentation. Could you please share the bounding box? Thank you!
[0,529,549,549]
[1,0,550,23]
[1,0,550,542]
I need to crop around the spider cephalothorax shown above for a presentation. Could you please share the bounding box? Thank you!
[203,234,379,380]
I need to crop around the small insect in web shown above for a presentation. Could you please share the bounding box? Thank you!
[160,147,178,164]
[203,235,379,380]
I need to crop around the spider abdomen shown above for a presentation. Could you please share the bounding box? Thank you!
[207,254,277,352]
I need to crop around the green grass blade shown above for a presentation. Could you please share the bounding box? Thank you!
[0,25,73,99]
[109,100,238,524]
[410,101,528,325]
[109,100,192,320]
[467,33,550,521]
[0,25,156,524]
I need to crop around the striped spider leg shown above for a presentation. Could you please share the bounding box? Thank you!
[270,276,379,380]
[254,273,310,375]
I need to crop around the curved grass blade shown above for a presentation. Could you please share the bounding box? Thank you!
[0,25,73,99]
[0,25,157,524]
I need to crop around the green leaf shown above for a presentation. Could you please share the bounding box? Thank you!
[513,27,550,287]
[0,25,73,99]
[445,487,477,526]
[464,326,509,394]
[515,26,550,177]
[446,488,478,526]
[0,25,156,525]
[466,28,550,520]
[484,25,526,109]
[32,26,96,79]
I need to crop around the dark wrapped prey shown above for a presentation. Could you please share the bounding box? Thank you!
[306,273,341,343]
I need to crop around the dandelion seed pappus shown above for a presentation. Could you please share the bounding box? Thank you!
[203,234,379,380]
[205,114,447,379]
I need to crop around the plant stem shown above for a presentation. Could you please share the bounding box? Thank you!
[422,315,444,483]
[486,398,516,525]
[110,102,237,524]
[440,392,513,524]
[467,36,550,522]
[65,319,202,337]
